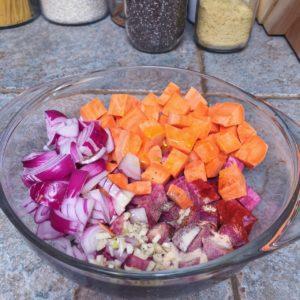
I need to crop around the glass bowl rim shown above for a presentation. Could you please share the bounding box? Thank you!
[0,66,299,281]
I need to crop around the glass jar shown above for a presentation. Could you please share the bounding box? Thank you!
[107,0,125,27]
[125,0,188,53]
[40,0,108,25]
[0,0,40,28]
[195,0,258,52]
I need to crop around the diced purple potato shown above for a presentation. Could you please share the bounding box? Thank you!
[238,187,261,212]
[224,156,244,171]
[131,195,150,206]
[166,176,190,195]
[159,203,180,223]
[198,205,219,227]
[186,183,205,207]
[124,255,150,271]
[138,184,167,227]
[219,223,248,248]
[172,224,201,252]
[147,222,173,244]
[187,225,214,252]
[242,214,257,234]
[110,214,126,235]
[202,233,233,260]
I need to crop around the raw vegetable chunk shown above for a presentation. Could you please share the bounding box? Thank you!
[162,93,190,116]
[216,131,241,154]
[142,163,171,184]
[158,82,181,105]
[142,93,160,106]
[107,173,128,189]
[167,184,193,209]
[194,137,220,163]
[184,87,208,110]
[209,102,244,127]
[184,160,207,182]
[126,181,152,195]
[218,163,247,201]
[80,98,107,121]
[205,153,228,178]
[118,107,147,133]
[163,148,188,177]
[237,121,257,143]
[234,135,268,168]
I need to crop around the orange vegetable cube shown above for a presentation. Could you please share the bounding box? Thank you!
[190,102,209,118]
[209,102,245,127]
[184,160,207,182]
[141,163,171,185]
[113,129,130,163]
[118,107,147,133]
[163,148,188,177]
[237,121,257,143]
[167,114,190,127]
[99,114,116,129]
[194,138,220,163]
[162,93,190,116]
[216,131,242,154]
[165,125,197,154]
[234,135,268,168]
[142,93,160,106]
[138,150,151,169]
[141,103,160,121]
[126,181,152,195]
[205,153,228,178]
[128,132,142,155]
[80,98,107,121]
[218,163,247,200]
[139,120,165,141]
[189,151,200,162]
[159,114,168,125]
[148,145,162,164]
[108,173,128,189]
[184,87,207,110]
[189,116,212,140]
[167,184,193,209]
[108,94,131,117]
[220,125,238,138]
[158,82,181,106]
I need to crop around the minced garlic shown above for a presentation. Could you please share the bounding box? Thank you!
[196,0,254,49]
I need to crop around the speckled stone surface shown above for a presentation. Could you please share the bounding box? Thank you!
[0,14,299,300]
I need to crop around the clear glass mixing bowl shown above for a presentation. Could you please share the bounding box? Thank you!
[0,67,299,297]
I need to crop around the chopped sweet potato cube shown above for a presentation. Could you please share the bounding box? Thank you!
[80,98,107,121]
[184,160,207,182]
[184,87,208,110]
[210,122,220,133]
[142,93,159,106]
[190,102,209,118]
[165,125,197,154]
[237,121,257,144]
[216,131,242,154]
[162,93,190,116]
[159,114,168,125]
[126,181,152,195]
[194,137,220,163]
[148,145,162,164]
[220,125,238,138]
[163,148,188,177]
[234,135,268,168]
[99,114,116,129]
[106,162,118,173]
[189,116,212,140]
[189,151,200,162]
[141,103,160,121]
[218,163,247,200]
[108,94,131,117]
[108,173,128,189]
[158,82,181,106]
[205,153,228,178]
[167,184,193,209]
[141,163,171,184]
[209,102,245,127]
[118,107,147,133]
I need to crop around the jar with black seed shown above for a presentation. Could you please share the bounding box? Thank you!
[124,0,188,53]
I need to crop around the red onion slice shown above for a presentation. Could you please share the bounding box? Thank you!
[36,220,64,240]
[55,118,79,138]
[81,225,109,254]
[22,151,57,169]
[129,208,148,224]
[34,205,51,224]
[104,128,114,153]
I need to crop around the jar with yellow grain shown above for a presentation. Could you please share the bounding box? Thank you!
[0,0,40,28]
[194,0,258,52]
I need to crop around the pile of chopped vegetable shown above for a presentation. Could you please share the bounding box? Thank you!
[21,83,268,271]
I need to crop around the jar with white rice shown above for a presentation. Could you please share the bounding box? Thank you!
[40,0,108,25]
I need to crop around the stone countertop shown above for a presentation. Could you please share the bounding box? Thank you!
[0,16,299,300]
